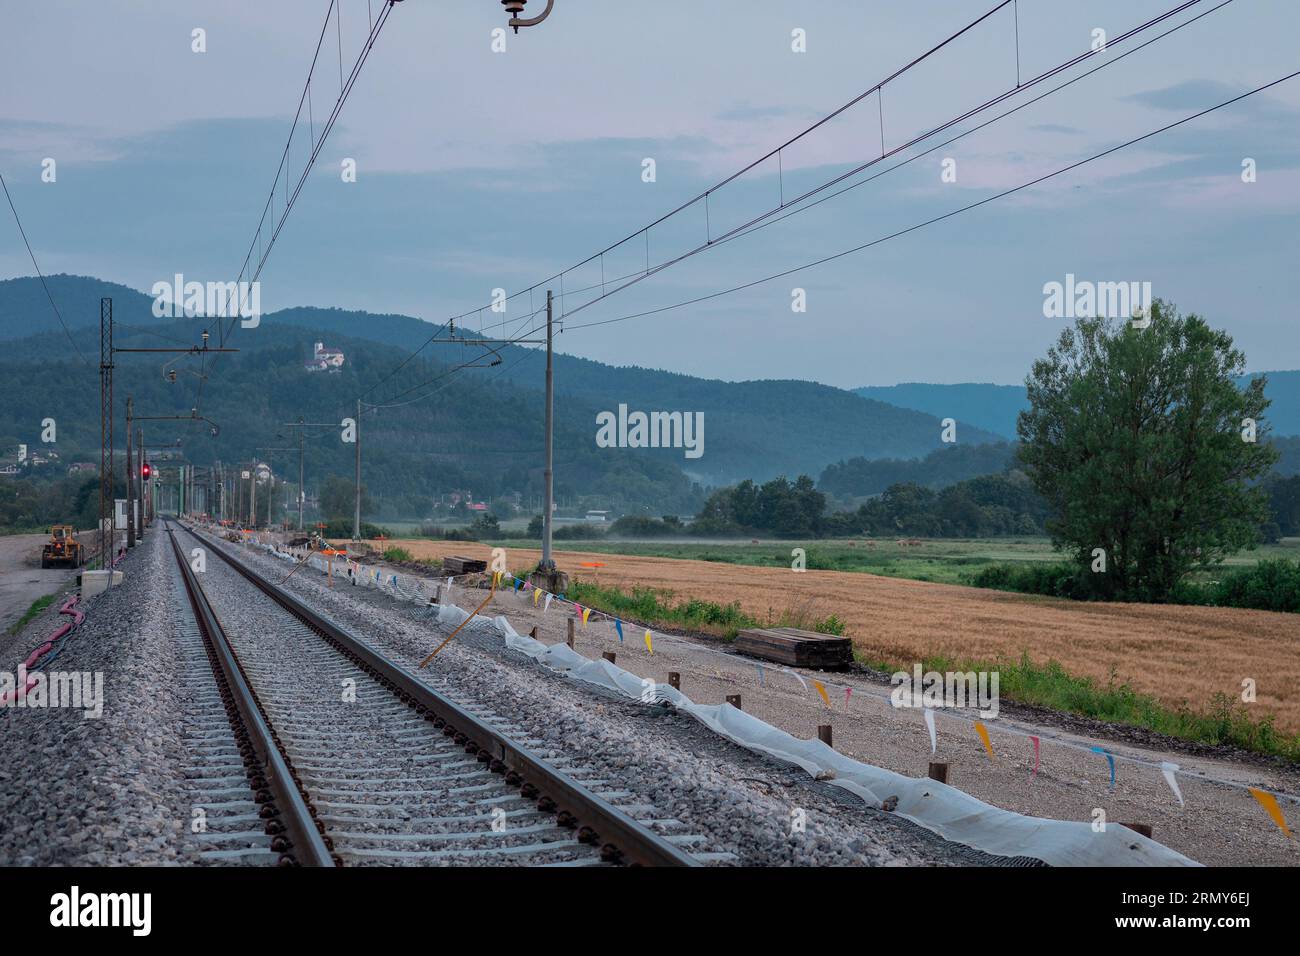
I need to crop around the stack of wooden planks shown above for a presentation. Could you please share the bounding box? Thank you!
[442,555,487,574]
[734,626,854,669]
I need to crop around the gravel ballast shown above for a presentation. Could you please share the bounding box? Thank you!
[223,532,1300,867]
[193,530,1024,866]
[0,530,202,866]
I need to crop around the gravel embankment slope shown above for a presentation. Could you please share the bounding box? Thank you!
[204,531,1008,866]
[293,537,1300,867]
[0,531,199,866]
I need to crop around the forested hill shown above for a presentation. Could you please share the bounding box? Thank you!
[0,274,1005,487]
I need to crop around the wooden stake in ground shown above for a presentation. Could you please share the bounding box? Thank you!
[420,580,496,667]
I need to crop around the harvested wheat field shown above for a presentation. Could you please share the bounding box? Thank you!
[380,539,1300,735]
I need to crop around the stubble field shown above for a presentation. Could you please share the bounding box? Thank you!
[372,538,1300,736]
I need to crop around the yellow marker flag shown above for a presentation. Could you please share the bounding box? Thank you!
[533,587,541,607]
[582,607,591,627]
[1249,788,1293,838]
[974,721,996,761]
[812,679,830,707]
[644,630,653,655]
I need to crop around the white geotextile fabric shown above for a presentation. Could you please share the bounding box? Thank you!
[424,602,1199,868]
[239,540,1197,867]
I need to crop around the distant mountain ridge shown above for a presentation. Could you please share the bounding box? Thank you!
[0,275,1006,487]
[856,375,1300,439]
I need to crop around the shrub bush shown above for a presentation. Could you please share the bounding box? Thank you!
[972,558,1300,613]
[1175,559,1300,613]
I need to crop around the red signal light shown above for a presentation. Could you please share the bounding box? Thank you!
[141,462,152,479]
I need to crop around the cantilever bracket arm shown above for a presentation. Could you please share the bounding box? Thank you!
[510,0,554,32]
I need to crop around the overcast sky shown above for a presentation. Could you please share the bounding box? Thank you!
[2,0,1298,387]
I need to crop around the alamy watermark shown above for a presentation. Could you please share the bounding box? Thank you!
[595,404,704,459]
[1042,274,1152,324]
[1,667,104,718]
[151,273,261,328]
[50,886,150,936]
[890,663,999,718]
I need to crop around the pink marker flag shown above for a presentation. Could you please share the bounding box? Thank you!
[1030,736,1041,777]
[844,686,852,708]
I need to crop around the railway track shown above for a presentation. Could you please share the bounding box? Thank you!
[167,550,279,864]
[166,521,699,867]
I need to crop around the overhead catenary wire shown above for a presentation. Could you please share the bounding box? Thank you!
[0,170,89,365]
[189,0,398,426]
[554,0,1211,327]
[354,0,1024,402]
[564,66,1299,333]
[448,0,1234,341]
[353,0,1234,420]
[356,0,1210,404]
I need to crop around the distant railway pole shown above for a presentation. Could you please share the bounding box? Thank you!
[113,321,235,532]
[256,448,296,530]
[421,289,565,590]
[540,289,557,581]
[280,420,344,532]
[99,299,113,578]
[125,397,136,548]
[354,398,362,541]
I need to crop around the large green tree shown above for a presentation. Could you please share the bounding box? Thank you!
[1017,301,1277,601]
[319,475,372,522]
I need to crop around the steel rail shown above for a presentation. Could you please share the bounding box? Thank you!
[183,524,700,867]
[165,524,336,867]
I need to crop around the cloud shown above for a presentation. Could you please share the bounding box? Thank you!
[1027,123,1083,135]
[1125,80,1243,112]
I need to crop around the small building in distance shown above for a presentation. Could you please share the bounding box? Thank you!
[304,341,345,372]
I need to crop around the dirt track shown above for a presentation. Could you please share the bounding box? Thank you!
[380,539,1300,735]
[0,533,82,635]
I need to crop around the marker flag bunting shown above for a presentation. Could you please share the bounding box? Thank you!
[924,708,937,754]
[812,679,830,707]
[1248,788,1292,838]
[974,721,995,761]
[614,618,623,642]
[1091,746,1116,790]
[644,630,653,655]
[1161,762,1184,807]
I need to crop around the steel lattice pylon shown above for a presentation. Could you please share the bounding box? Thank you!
[99,297,113,580]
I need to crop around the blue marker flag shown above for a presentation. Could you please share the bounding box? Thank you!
[1091,746,1116,789]
[614,618,624,642]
